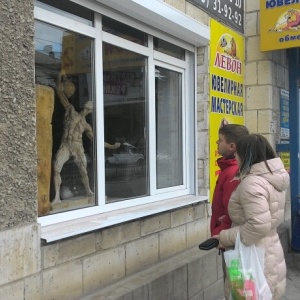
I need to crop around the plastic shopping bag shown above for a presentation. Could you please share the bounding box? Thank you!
[224,232,272,300]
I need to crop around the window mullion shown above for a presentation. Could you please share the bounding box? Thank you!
[102,32,150,57]
[148,36,156,196]
[94,13,106,206]
[182,71,187,188]
[34,6,97,38]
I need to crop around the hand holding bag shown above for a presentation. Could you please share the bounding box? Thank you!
[198,238,219,250]
[224,232,272,300]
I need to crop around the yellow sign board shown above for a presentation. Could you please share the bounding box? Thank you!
[260,1,300,51]
[279,152,290,172]
[209,19,245,202]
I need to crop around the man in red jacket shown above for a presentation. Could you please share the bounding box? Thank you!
[210,123,249,299]
[210,123,249,237]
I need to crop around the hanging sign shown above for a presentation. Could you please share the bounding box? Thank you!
[260,1,300,51]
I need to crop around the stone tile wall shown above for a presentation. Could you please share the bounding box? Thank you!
[0,202,211,300]
[244,0,288,145]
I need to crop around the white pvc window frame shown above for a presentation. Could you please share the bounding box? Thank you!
[35,0,208,227]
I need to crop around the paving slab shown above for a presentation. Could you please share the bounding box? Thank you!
[281,252,300,300]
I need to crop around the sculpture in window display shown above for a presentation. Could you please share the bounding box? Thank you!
[52,70,120,203]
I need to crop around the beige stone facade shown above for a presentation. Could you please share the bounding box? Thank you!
[0,0,290,299]
[244,2,289,145]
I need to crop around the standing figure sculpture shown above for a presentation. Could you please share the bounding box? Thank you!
[52,70,121,203]
[52,70,94,203]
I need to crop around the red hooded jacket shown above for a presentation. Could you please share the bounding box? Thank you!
[210,156,240,236]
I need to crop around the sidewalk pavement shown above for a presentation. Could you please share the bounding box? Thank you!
[281,251,300,300]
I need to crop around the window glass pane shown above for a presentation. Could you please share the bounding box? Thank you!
[156,67,183,189]
[102,16,148,46]
[103,43,148,202]
[35,0,93,25]
[35,21,95,216]
[154,37,185,60]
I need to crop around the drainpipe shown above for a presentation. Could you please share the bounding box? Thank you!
[288,47,300,252]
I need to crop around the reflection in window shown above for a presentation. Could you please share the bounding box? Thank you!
[35,20,95,216]
[103,43,148,202]
[156,67,183,189]
[35,0,94,25]
[102,16,148,46]
[154,37,185,60]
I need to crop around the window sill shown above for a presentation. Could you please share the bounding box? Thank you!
[40,195,208,243]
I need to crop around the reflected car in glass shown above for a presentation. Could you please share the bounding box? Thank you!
[105,143,144,166]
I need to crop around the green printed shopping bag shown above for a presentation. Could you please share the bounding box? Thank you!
[224,232,272,300]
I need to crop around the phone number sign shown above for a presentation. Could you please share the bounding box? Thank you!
[187,0,244,33]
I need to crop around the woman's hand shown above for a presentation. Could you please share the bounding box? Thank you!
[212,234,225,250]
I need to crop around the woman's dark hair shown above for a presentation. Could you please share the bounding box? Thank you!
[236,134,277,178]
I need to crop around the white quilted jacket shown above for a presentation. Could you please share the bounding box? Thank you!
[219,157,290,300]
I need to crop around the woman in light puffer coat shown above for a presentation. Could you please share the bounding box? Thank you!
[215,134,290,300]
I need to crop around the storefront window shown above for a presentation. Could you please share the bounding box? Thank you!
[154,37,185,60]
[102,16,148,46]
[155,67,183,189]
[35,0,93,26]
[103,43,148,201]
[35,20,95,215]
[35,1,195,218]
